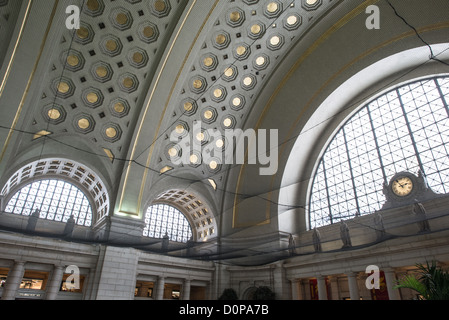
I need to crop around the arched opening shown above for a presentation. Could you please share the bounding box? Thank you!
[143,203,193,243]
[144,189,218,243]
[308,75,449,228]
[5,179,93,227]
[1,158,110,226]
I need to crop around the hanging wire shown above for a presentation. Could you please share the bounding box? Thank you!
[1,0,448,211]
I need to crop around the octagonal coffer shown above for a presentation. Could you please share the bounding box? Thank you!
[190,75,208,94]
[226,7,245,28]
[149,0,171,18]
[52,77,75,99]
[138,21,159,44]
[62,49,85,72]
[42,104,67,125]
[264,1,283,18]
[128,47,149,69]
[74,22,94,45]
[212,30,231,50]
[302,0,322,11]
[82,87,104,108]
[110,98,130,118]
[91,61,113,83]
[118,73,139,93]
[100,35,123,57]
[73,113,95,134]
[109,7,133,31]
[101,123,122,143]
[200,53,218,72]
[83,0,105,17]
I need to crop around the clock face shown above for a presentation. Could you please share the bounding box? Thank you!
[391,176,414,197]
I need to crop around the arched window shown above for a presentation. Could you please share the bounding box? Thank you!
[5,179,93,226]
[1,158,109,226]
[309,76,449,229]
[143,204,193,243]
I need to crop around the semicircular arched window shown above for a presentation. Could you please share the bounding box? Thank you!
[143,204,193,243]
[5,179,93,226]
[1,158,110,226]
[309,76,449,229]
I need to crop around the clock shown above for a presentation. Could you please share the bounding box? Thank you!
[391,175,414,197]
[387,172,418,200]
[381,171,438,210]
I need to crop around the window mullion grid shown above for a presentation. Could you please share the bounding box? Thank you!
[308,158,331,228]
[309,76,449,229]
[321,158,333,226]
[145,204,192,243]
[60,183,71,224]
[396,88,426,175]
[50,181,60,220]
[435,78,449,118]
[431,78,449,187]
[342,126,361,219]
[25,181,40,216]
[41,180,52,220]
[55,186,63,222]
[367,105,388,185]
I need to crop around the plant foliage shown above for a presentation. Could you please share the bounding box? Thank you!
[395,261,449,300]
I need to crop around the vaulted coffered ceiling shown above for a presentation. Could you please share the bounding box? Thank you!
[1,0,340,214]
[28,0,188,163]
[19,0,334,176]
[1,0,449,256]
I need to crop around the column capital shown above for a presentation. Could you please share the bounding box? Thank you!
[382,267,396,274]
[289,278,300,284]
[346,271,360,278]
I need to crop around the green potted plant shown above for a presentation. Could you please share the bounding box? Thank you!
[394,261,449,300]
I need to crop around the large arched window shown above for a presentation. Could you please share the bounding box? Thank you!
[1,158,110,226]
[5,179,93,226]
[147,189,218,242]
[309,76,449,229]
[143,204,193,243]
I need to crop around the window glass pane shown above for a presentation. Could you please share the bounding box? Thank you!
[309,76,449,228]
[143,204,193,243]
[5,179,93,227]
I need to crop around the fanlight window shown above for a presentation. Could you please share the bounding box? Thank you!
[143,204,193,243]
[1,158,109,224]
[309,76,449,229]
[5,179,93,226]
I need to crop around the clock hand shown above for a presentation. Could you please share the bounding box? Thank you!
[395,180,405,188]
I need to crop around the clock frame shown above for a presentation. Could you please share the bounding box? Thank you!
[388,172,419,201]
[380,171,438,210]
[391,175,414,197]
